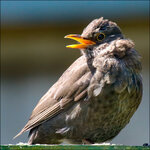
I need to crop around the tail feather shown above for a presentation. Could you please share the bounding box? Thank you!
[13,129,26,139]
[13,122,39,139]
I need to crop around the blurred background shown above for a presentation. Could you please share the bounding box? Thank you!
[1,1,149,145]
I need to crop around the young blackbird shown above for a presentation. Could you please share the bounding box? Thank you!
[14,17,142,144]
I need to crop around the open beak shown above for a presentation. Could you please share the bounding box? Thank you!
[64,34,96,49]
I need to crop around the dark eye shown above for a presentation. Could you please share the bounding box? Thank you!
[97,33,105,41]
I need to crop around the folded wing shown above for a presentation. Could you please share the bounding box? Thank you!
[14,56,93,138]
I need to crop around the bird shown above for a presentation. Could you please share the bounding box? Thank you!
[14,17,142,144]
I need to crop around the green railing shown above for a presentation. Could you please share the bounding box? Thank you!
[1,145,150,150]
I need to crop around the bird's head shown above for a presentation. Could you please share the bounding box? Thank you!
[65,17,123,51]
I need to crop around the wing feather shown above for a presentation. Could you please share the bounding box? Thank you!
[14,56,92,138]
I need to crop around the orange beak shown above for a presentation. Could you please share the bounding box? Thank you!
[64,34,96,49]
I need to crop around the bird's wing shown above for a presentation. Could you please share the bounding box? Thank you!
[14,56,92,138]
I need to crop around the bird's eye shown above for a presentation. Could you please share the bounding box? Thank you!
[96,33,105,41]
